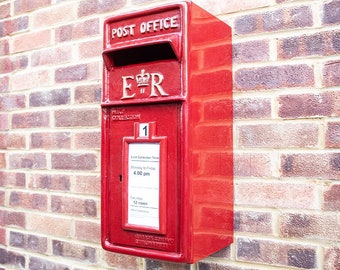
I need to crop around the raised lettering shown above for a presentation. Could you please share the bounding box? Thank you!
[150,73,168,97]
[121,76,135,99]
[112,24,136,38]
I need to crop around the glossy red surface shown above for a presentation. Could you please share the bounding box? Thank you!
[101,0,233,263]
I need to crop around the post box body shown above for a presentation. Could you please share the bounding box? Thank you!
[101,1,233,263]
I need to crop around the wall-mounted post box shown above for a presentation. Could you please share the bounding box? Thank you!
[101,0,233,263]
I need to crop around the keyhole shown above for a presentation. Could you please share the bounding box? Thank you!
[119,174,122,182]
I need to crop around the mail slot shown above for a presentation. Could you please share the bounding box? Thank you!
[101,0,233,263]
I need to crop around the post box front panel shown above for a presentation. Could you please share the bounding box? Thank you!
[104,102,181,252]
[102,3,185,105]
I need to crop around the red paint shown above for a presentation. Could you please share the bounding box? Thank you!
[101,0,233,263]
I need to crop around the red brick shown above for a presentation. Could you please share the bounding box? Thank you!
[86,61,100,80]
[12,111,49,128]
[52,240,96,263]
[0,172,26,187]
[0,190,4,205]
[234,152,272,177]
[0,113,9,130]
[281,153,340,180]
[0,55,28,74]
[0,133,26,149]
[237,237,316,268]
[9,153,47,169]
[233,40,270,64]
[280,213,339,241]
[74,131,101,149]
[238,123,319,148]
[1,16,29,36]
[0,39,9,56]
[32,3,77,28]
[0,153,5,168]
[234,97,271,119]
[72,175,100,195]
[28,174,70,191]
[11,29,51,53]
[323,184,340,211]
[10,191,47,211]
[30,132,71,149]
[79,39,101,59]
[29,257,69,270]
[0,210,25,228]
[234,5,312,35]
[235,64,314,90]
[324,247,340,270]
[0,3,10,19]
[322,0,340,25]
[0,228,5,245]
[9,231,47,253]
[51,195,97,217]
[11,70,51,91]
[234,14,258,35]
[31,45,72,66]
[75,220,100,242]
[278,91,339,118]
[29,88,70,107]
[51,153,97,171]
[0,248,25,268]
[235,211,272,234]
[326,122,340,148]
[14,0,51,14]
[323,60,340,87]
[54,108,99,127]
[236,182,316,209]
[0,76,9,92]
[0,94,26,110]
[278,30,340,59]
[26,213,72,237]
[55,64,87,83]
[74,84,101,104]
[264,6,312,31]
[103,251,140,269]
[55,18,99,42]
[78,0,126,17]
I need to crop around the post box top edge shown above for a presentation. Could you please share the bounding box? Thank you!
[103,1,191,25]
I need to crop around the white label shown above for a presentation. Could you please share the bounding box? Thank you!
[127,143,160,229]
[139,123,149,137]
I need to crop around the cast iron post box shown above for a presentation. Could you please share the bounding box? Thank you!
[101,0,233,263]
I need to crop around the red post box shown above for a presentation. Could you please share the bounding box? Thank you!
[101,0,233,263]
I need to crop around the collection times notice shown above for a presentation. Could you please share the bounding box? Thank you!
[127,143,160,229]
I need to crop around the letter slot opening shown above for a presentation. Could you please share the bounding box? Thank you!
[103,42,179,70]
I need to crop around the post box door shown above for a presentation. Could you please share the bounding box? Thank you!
[105,102,181,252]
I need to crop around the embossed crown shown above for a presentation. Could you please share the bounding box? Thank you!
[136,69,150,86]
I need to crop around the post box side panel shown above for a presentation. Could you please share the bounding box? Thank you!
[185,2,233,262]
[102,103,181,256]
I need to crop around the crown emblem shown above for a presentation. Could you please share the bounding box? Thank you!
[136,69,151,87]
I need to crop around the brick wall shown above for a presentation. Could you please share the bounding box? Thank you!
[0,0,339,269]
